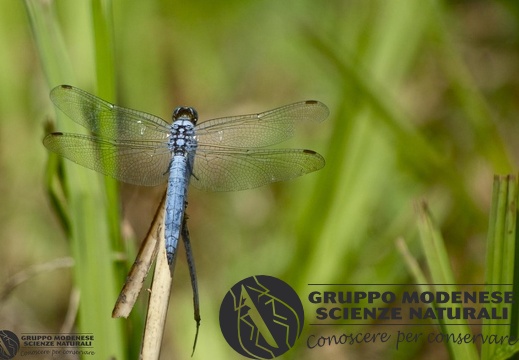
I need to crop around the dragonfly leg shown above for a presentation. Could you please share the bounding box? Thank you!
[181,213,201,355]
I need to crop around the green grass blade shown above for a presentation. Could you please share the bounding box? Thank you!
[414,202,479,360]
[25,0,126,358]
[482,175,519,360]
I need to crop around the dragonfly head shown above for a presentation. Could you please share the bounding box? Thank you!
[172,106,198,125]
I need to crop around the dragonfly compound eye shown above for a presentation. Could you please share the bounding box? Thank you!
[172,106,198,122]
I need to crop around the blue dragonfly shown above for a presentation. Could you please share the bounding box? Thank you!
[44,85,329,270]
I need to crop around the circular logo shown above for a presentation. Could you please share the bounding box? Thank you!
[219,275,304,359]
[0,330,20,360]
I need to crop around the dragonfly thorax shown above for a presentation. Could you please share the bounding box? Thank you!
[169,114,197,155]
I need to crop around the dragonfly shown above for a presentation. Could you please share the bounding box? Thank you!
[44,84,329,269]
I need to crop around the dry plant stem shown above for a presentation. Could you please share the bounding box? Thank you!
[112,193,166,318]
[141,221,173,360]
[0,257,74,302]
[111,193,201,357]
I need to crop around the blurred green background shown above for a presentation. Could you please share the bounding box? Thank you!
[1,0,519,359]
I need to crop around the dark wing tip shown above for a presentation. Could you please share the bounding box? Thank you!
[51,84,73,94]
[43,132,64,139]
[303,100,329,122]
[301,149,326,171]
[42,132,64,146]
[50,84,74,99]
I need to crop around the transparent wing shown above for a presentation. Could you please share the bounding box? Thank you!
[195,100,329,148]
[43,132,171,186]
[50,85,171,141]
[190,146,325,191]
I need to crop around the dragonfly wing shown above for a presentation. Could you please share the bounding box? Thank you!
[43,133,171,186]
[190,146,325,191]
[195,100,329,148]
[50,85,171,141]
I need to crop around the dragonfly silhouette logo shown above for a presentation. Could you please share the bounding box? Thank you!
[0,330,19,360]
[219,275,304,359]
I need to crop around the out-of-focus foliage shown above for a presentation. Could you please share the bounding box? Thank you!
[1,0,519,358]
